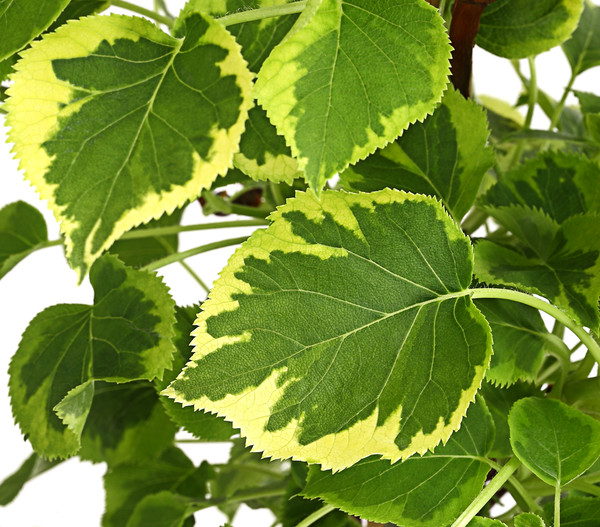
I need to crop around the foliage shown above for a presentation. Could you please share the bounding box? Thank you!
[1,0,600,526]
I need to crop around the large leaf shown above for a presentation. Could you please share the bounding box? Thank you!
[340,88,494,221]
[103,446,211,527]
[165,189,492,471]
[509,397,600,486]
[0,453,61,505]
[477,0,584,59]
[562,0,600,75]
[255,0,451,193]
[0,0,71,60]
[6,13,253,279]
[9,254,176,459]
[126,491,195,527]
[543,496,600,526]
[474,299,550,386]
[303,397,495,527]
[0,201,48,279]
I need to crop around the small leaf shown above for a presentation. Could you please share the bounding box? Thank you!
[79,381,177,465]
[474,299,549,386]
[514,513,546,527]
[467,520,506,527]
[0,0,71,60]
[0,454,61,506]
[6,13,253,279]
[542,496,600,526]
[255,0,451,192]
[303,397,495,527]
[0,201,48,279]
[562,0,600,75]
[563,377,600,421]
[126,491,194,527]
[9,255,176,458]
[340,88,494,221]
[477,0,584,59]
[509,397,600,486]
[156,305,235,441]
[165,189,492,471]
[103,446,211,527]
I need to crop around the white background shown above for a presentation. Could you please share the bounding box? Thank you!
[1,1,600,525]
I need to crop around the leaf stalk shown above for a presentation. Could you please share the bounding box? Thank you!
[216,1,307,27]
[110,0,173,26]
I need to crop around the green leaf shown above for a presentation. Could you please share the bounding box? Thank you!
[103,446,211,527]
[9,254,176,459]
[126,491,194,527]
[282,490,356,527]
[514,513,546,527]
[543,496,600,526]
[474,299,549,386]
[0,201,49,279]
[480,152,600,223]
[509,397,600,486]
[340,88,494,221]
[110,208,183,268]
[156,305,236,441]
[574,90,600,114]
[564,377,600,421]
[79,380,177,465]
[467,520,506,527]
[165,189,492,471]
[6,13,253,279]
[562,0,600,75]
[477,0,584,59]
[0,0,71,61]
[255,0,451,193]
[49,0,110,31]
[303,397,495,527]
[479,381,541,459]
[474,213,600,332]
[0,454,61,506]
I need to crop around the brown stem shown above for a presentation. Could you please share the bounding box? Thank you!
[449,0,496,98]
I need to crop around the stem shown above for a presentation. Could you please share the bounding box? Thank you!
[524,57,537,130]
[142,236,248,272]
[119,219,267,239]
[505,476,543,515]
[269,182,286,207]
[554,484,561,527]
[217,1,307,27]
[110,0,173,26]
[295,504,335,527]
[179,261,210,294]
[549,72,576,130]
[451,457,521,527]
[470,288,600,365]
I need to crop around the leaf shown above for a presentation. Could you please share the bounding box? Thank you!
[479,381,541,459]
[165,189,492,471]
[6,13,254,279]
[477,0,584,59]
[103,446,211,527]
[562,0,600,75]
[126,491,194,527]
[79,381,177,465]
[282,490,357,527]
[49,0,110,31]
[303,397,495,527]
[514,513,546,527]
[564,377,600,421]
[255,0,451,193]
[0,454,61,506]
[574,90,600,114]
[156,305,236,441]
[0,201,48,279]
[0,0,71,61]
[542,496,600,526]
[474,299,549,386]
[340,88,494,221]
[467,520,506,527]
[474,213,600,332]
[9,254,176,459]
[480,152,600,223]
[509,397,600,486]
[110,208,183,268]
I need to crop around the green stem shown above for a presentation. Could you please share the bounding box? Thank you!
[505,475,543,515]
[469,288,600,365]
[119,219,267,239]
[269,182,286,207]
[179,260,210,294]
[451,457,521,527]
[217,1,307,27]
[554,485,561,527]
[524,57,537,130]
[568,480,600,497]
[142,236,248,272]
[543,335,571,397]
[549,72,576,130]
[295,504,336,527]
[461,208,488,235]
[110,0,173,26]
